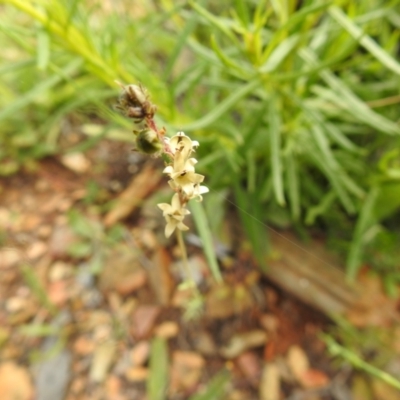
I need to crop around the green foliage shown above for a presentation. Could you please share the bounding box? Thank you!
[188,370,230,400]
[20,264,57,314]
[67,209,125,274]
[1,0,400,281]
[147,337,169,400]
[322,332,400,391]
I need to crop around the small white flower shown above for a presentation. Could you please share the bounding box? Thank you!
[169,132,199,155]
[192,183,209,201]
[168,171,205,198]
[157,193,191,237]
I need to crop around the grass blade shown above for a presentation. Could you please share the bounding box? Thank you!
[260,34,299,72]
[286,152,300,220]
[190,200,222,283]
[346,186,379,280]
[0,58,82,121]
[20,265,57,315]
[147,337,169,400]
[189,369,230,400]
[329,6,400,76]
[269,96,285,206]
[177,78,261,131]
[233,182,270,267]
[300,48,400,135]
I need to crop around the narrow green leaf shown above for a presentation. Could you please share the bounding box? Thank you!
[306,135,355,214]
[286,153,300,220]
[329,6,400,76]
[190,200,222,283]
[164,14,198,80]
[210,35,244,72]
[36,27,50,70]
[260,34,299,72]
[233,0,250,26]
[305,191,336,225]
[0,58,82,121]
[19,324,59,337]
[347,186,379,280]
[233,182,270,266]
[189,369,230,400]
[147,337,169,400]
[322,334,400,390]
[283,1,332,32]
[324,122,364,154]
[269,97,285,206]
[20,265,57,314]
[189,1,238,44]
[300,48,400,135]
[372,181,400,222]
[301,101,364,154]
[246,149,256,192]
[177,78,261,131]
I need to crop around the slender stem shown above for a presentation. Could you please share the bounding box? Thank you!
[176,229,194,284]
[176,229,203,320]
[322,334,400,390]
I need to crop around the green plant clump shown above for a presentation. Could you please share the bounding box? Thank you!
[1,0,400,280]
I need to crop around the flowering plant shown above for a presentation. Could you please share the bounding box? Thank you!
[116,82,208,317]
[115,82,208,239]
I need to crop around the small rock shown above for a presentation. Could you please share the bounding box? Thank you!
[299,369,329,389]
[205,284,235,319]
[26,241,47,259]
[0,248,20,269]
[49,262,73,282]
[99,251,146,295]
[170,351,205,393]
[48,280,71,307]
[49,224,78,258]
[37,225,52,239]
[60,153,90,173]
[220,330,268,359]
[0,207,11,228]
[125,367,148,382]
[236,351,261,386]
[154,321,179,339]
[286,345,309,383]
[73,336,95,356]
[131,305,161,339]
[260,314,279,333]
[191,330,217,356]
[130,341,150,366]
[0,362,33,400]
[259,362,280,400]
[89,340,116,383]
[5,296,27,313]
[34,345,72,400]
[105,375,123,399]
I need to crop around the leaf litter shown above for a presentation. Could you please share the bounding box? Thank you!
[0,139,399,399]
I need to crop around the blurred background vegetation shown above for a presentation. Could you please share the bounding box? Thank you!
[1,0,400,288]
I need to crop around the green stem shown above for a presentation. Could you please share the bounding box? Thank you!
[6,0,133,86]
[176,229,194,284]
[176,229,204,320]
[322,334,400,390]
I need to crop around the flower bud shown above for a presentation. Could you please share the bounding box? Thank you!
[115,82,157,123]
[135,129,162,154]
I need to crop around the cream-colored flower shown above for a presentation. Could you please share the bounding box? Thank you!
[157,193,190,237]
[168,171,205,198]
[169,132,198,152]
[192,183,209,201]
[163,156,196,177]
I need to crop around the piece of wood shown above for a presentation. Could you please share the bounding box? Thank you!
[265,230,362,316]
[104,164,162,226]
